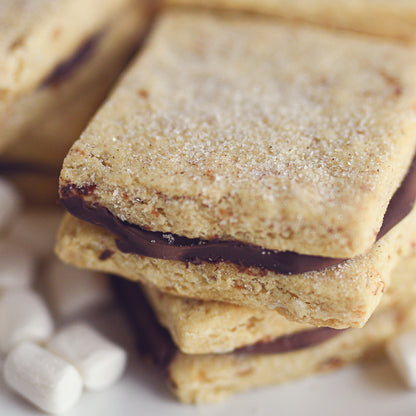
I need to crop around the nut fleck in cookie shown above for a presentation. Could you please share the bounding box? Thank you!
[165,0,416,40]
[58,11,416,327]
[0,0,151,155]
[111,275,416,404]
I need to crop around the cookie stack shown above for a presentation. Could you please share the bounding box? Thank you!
[55,6,416,403]
[0,0,152,203]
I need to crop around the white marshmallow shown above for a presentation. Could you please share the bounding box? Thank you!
[0,240,36,290]
[44,258,112,320]
[47,322,127,391]
[387,330,416,388]
[8,209,63,258]
[4,341,83,414]
[0,178,21,232]
[0,289,54,354]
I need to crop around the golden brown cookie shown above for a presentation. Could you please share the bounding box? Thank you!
[57,10,416,327]
[55,209,416,328]
[112,275,416,404]
[165,0,416,40]
[60,10,416,258]
[0,0,152,156]
[142,254,416,354]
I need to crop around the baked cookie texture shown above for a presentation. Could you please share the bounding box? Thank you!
[168,305,416,404]
[165,0,416,40]
[0,0,152,203]
[55,209,416,328]
[142,254,416,354]
[112,275,416,404]
[0,0,152,154]
[59,10,416,259]
[143,284,312,354]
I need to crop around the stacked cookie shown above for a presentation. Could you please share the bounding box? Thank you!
[165,0,416,41]
[55,6,416,403]
[0,0,152,202]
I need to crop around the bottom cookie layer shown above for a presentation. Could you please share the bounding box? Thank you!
[142,253,416,354]
[112,276,416,404]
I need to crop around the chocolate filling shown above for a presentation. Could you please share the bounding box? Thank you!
[40,33,101,88]
[111,276,343,371]
[60,155,416,275]
[234,326,343,355]
[111,276,177,371]
[99,249,114,260]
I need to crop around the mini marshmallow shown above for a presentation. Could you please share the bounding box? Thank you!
[0,178,21,232]
[8,209,63,258]
[44,258,113,320]
[4,341,83,414]
[387,330,416,388]
[0,240,36,290]
[47,322,127,391]
[0,289,54,354]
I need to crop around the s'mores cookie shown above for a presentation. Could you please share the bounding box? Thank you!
[59,213,416,354]
[112,273,416,404]
[141,254,416,354]
[0,0,152,161]
[58,10,416,328]
[165,0,416,40]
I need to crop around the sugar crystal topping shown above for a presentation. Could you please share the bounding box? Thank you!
[65,11,416,251]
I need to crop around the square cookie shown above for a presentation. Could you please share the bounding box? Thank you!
[112,274,416,404]
[141,254,416,354]
[165,0,416,40]
[58,10,416,327]
[0,0,152,155]
[56,211,416,329]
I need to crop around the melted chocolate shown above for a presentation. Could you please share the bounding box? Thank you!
[40,33,101,88]
[99,249,114,260]
[378,156,416,239]
[60,155,416,275]
[111,276,177,371]
[234,326,342,355]
[111,276,343,371]
[61,192,344,274]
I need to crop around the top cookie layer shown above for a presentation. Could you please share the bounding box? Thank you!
[166,0,416,40]
[60,10,416,257]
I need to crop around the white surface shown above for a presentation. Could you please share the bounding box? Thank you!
[0,306,416,416]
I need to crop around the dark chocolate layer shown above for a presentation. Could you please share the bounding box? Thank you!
[61,192,344,274]
[377,155,416,239]
[40,33,101,88]
[234,326,342,355]
[111,276,177,371]
[111,276,343,371]
[60,155,416,274]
